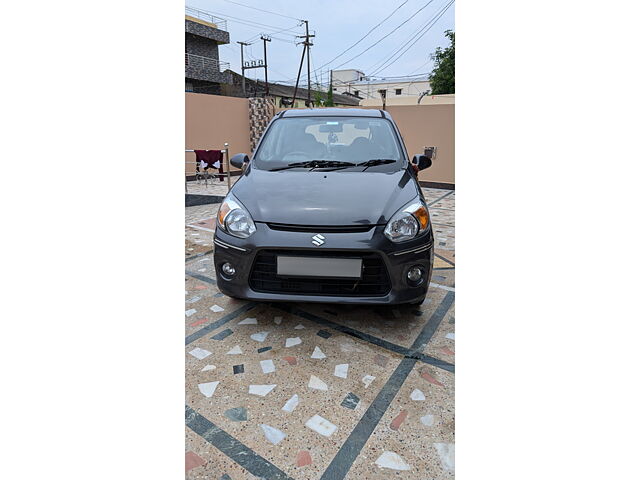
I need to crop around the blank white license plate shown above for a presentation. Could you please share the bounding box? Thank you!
[276,256,362,279]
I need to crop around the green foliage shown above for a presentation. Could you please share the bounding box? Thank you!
[325,83,335,107]
[428,30,455,95]
[314,89,324,107]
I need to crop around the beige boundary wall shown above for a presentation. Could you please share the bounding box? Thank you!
[366,104,455,185]
[186,93,454,185]
[185,93,251,175]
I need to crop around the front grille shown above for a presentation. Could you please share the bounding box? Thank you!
[249,249,391,297]
[266,223,374,234]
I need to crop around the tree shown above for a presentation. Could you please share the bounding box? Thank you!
[428,30,455,95]
[325,83,335,107]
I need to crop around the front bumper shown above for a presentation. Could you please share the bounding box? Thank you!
[213,222,433,305]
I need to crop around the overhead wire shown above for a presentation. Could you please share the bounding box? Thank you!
[310,0,410,74]
[294,0,437,83]
[369,0,454,76]
[220,0,302,21]
[193,6,296,32]
[363,1,446,73]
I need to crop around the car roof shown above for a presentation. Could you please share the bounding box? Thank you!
[279,108,388,119]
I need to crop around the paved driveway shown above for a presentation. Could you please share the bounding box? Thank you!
[185,188,455,479]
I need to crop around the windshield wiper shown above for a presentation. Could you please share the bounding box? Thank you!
[356,159,397,171]
[269,160,356,172]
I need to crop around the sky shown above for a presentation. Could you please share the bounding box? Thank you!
[186,0,455,86]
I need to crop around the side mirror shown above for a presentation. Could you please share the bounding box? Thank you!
[412,154,432,171]
[230,153,250,170]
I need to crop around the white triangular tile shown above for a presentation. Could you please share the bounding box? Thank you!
[434,443,455,471]
[282,394,299,413]
[375,451,411,471]
[362,375,375,388]
[334,364,349,378]
[305,414,337,437]
[260,424,286,444]
[285,337,302,348]
[188,347,211,360]
[248,384,277,396]
[260,359,275,374]
[198,381,220,398]
[308,375,328,391]
[310,346,326,359]
[250,331,269,342]
[410,389,426,401]
[238,317,257,325]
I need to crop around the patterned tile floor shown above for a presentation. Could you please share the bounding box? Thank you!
[186,178,239,197]
[185,187,455,479]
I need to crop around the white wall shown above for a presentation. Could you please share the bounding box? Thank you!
[335,80,430,100]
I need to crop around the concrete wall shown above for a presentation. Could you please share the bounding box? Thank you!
[186,95,454,185]
[185,93,251,175]
[375,104,455,184]
[338,80,430,100]
[185,18,229,44]
[360,94,455,107]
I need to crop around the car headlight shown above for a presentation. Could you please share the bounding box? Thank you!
[217,193,256,238]
[384,200,430,242]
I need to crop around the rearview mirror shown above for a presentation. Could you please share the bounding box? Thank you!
[319,123,343,133]
[412,154,432,171]
[230,153,250,170]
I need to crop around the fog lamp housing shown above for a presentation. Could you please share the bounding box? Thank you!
[407,265,424,285]
[221,262,236,276]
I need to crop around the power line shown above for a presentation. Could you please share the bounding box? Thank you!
[311,0,410,74]
[331,0,438,72]
[295,0,437,83]
[364,1,446,73]
[244,23,303,43]
[370,0,454,76]
[220,0,302,21]
[193,6,294,32]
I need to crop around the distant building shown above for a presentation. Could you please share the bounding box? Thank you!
[221,70,360,108]
[331,69,430,102]
[185,7,232,94]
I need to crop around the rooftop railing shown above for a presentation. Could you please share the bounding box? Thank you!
[185,6,227,31]
[185,53,230,73]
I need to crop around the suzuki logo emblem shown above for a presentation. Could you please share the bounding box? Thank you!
[311,234,325,246]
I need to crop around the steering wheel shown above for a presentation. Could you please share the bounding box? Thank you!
[282,151,312,162]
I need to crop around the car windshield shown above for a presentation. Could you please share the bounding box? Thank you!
[253,116,404,172]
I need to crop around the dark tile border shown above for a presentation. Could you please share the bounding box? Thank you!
[185,302,257,345]
[420,181,455,190]
[186,406,294,480]
[319,291,455,480]
[185,194,225,207]
[272,302,454,373]
[427,189,455,207]
[185,270,217,285]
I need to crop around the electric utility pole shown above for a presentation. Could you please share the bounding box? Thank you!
[237,41,249,97]
[293,21,314,107]
[239,41,267,98]
[291,41,306,106]
[260,35,271,97]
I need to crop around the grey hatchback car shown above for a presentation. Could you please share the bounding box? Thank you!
[213,108,434,305]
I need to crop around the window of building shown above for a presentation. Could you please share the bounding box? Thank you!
[354,90,360,97]
[395,88,402,95]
